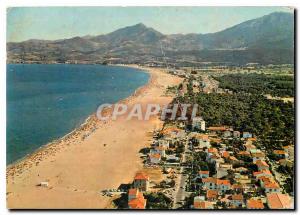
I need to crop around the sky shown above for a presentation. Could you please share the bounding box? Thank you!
[7,6,293,42]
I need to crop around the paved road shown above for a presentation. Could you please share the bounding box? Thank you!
[172,141,190,209]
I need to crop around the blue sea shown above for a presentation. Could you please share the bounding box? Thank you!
[7,64,149,164]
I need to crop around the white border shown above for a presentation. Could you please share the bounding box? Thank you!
[0,1,298,215]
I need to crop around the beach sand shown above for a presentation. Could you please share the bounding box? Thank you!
[6,66,183,209]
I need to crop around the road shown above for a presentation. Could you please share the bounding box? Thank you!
[172,141,190,209]
[200,75,219,93]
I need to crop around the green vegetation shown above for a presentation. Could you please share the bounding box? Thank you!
[145,192,172,209]
[179,93,294,149]
[214,73,294,97]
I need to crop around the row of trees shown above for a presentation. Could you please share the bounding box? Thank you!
[214,73,294,97]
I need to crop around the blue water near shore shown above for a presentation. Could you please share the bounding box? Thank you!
[7,64,149,164]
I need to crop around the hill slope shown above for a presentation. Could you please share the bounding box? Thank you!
[7,12,294,65]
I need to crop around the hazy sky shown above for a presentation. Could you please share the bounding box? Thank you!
[7,7,293,42]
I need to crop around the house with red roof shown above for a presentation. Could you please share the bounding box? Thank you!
[198,170,209,179]
[128,188,147,209]
[193,196,214,209]
[206,190,218,201]
[255,160,269,171]
[246,199,264,209]
[217,179,231,192]
[264,181,280,193]
[133,172,150,192]
[267,193,292,209]
[251,152,265,163]
[253,169,272,179]
[273,150,287,159]
[202,177,217,190]
[149,153,161,164]
[230,194,244,207]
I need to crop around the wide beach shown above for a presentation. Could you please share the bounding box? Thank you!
[6,65,183,209]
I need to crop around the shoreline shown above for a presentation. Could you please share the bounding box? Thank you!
[6,65,182,209]
[6,65,152,175]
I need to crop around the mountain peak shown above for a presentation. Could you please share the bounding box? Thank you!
[133,23,147,28]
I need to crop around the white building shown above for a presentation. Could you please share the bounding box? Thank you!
[192,117,206,131]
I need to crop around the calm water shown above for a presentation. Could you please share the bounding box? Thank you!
[7,64,149,164]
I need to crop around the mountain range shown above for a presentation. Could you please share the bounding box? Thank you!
[7,12,294,65]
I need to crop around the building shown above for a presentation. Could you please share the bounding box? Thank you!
[273,150,287,159]
[192,117,206,131]
[242,132,253,138]
[255,160,269,171]
[232,184,244,193]
[238,151,251,157]
[202,177,217,190]
[150,147,166,158]
[251,152,265,163]
[223,130,232,138]
[207,126,227,135]
[149,153,161,164]
[253,170,273,179]
[264,181,281,193]
[206,190,218,201]
[216,164,232,179]
[267,193,292,209]
[279,159,293,168]
[128,188,147,209]
[233,131,241,138]
[231,194,244,207]
[221,151,230,158]
[166,154,180,162]
[217,179,231,192]
[198,170,209,179]
[158,139,169,149]
[196,134,210,149]
[133,172,150,191]
[246,199,264,209]
[193,196,214,209]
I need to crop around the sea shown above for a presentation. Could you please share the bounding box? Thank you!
[7,64,150,164]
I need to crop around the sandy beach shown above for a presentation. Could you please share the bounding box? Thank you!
[6,66,182,209]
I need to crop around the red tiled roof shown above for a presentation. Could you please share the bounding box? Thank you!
[222,151,230,158]
[209,137,222,144]
[232,184,243,189]
[134,172,149,181]
[128,188,138,196]
[207,190,218,199]
[150,153,161,159]
[251,152,265,158]
[273,150,286,155]
[199,170,209,175]
[232,194,243,201]
[203,177,217,184]
[208,148,218,153]
[128,194,147,209]
[267,193,292,209]
[247,199,264,209]
[258,176,273,184]
[254,169,272,177]
[207,126,227,131]
[238,151,250,156]
[265,181,280,189]
[194,201,213,209]
[217,179,231,186]
[196,134,209,140]
[255,160,269,167]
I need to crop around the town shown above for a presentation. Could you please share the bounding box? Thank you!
[108,64,294,210]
